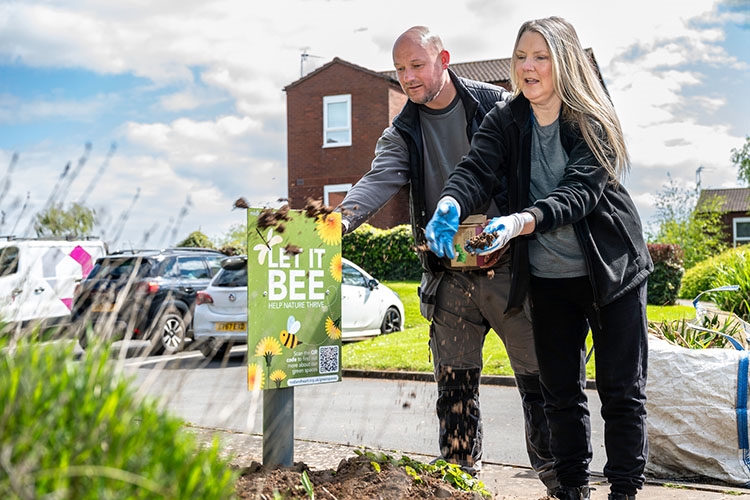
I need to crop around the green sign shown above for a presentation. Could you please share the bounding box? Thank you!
[246,207,342,390]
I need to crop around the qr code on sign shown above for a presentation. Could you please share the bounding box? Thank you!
[318,345,340,374]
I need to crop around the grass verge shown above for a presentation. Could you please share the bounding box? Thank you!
[343,280,695,379]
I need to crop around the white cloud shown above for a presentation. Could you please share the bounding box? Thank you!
[124,115,264,157]
[0,93,114,124]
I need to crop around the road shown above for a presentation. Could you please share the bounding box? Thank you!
[121,346,607,472]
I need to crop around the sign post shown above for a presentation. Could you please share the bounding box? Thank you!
[246,205,342,467]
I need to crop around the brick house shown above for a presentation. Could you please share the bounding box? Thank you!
[283,50,602,229]
[696,187,750,246]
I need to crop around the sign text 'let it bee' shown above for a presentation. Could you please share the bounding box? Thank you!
[266,247,327,302]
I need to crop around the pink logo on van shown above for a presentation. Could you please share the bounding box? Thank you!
[69,246,94,277]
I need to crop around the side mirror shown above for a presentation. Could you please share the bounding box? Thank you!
[368,279,379,290]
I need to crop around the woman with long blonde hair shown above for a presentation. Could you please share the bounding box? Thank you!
[426,16,652,500]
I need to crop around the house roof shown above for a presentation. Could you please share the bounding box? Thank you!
[285,48,602,91]
[283,57,397,91]
[697,187,750,213]
[380,57,512,84]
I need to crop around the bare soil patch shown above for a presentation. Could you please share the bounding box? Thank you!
[233,454,488,499]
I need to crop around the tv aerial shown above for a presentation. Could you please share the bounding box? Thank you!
[300,47,324,77]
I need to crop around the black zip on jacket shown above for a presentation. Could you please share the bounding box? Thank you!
[390,68,510,273]
[441,93,653,309]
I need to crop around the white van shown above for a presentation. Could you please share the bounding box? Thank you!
[0,238,108,331]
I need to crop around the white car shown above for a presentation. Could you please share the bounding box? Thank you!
[193,255,405,358]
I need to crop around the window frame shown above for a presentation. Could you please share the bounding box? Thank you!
[341,262,366,287]
[177,256,210,280]
[733,217,750,246]
[323,183,352,207]
[322,94,352,148]
[0,246,19,277]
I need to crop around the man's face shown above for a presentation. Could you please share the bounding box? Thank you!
[392,38,446,106]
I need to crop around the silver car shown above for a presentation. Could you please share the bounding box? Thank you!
[193,255,404,359]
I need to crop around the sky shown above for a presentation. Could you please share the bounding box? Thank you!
[0,0,748,251]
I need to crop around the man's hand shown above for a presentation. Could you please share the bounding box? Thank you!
[467,213,526,256]
[425,198,460,259]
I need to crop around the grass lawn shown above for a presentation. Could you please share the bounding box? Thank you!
[343,280,695,379]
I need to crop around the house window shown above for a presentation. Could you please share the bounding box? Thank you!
[324,183,351,208]
[734,217,750,246]
[323,95,351,148]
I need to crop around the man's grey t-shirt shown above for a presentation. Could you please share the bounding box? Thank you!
[420,94,498,217]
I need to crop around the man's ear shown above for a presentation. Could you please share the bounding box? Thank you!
[440,49,450,69]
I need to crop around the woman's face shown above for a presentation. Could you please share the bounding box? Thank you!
[514,30,560,112]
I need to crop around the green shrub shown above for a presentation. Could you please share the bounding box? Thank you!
[343,224,422,281]
[680,255,723,301]
[0,337,237,499]
[712,252,750,321]
[679,246,750,321]
[649,313,746,349]
[177,230,216,249]
[647,243,684,305]
[680,246,750,300]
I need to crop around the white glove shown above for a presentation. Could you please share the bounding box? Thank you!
[467,213,529,256]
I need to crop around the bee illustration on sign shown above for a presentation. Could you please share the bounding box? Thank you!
[279,315,302,349]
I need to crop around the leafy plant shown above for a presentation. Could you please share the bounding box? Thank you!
[33,201,97,239]
[680,247,750,323]
[0,336,237,499]
[300,470,314,499]
[647,243,684,305]
[353,448,492,497]
[647,174,728,269]
[177,229,216,249]
[649,312,747,349]
[732,135,750,185]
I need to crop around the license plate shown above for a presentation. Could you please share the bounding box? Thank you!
[91,303,116,312]
[216,322,246,332]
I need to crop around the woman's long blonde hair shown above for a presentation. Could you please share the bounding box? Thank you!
[510,16,630,183]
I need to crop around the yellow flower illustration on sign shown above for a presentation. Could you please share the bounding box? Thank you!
[325,316,342,340]
[315,212,341,246]
[270,370,287,389]
[255,336,283,384]
[255,336,282,366]
[329,253,342,282]
[247,363,265,391]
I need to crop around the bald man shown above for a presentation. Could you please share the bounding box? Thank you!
[337,26,557,493]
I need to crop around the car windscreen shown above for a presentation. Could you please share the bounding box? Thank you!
[213,266,247,287]
[0,246,19,277]
[88,257,154,280]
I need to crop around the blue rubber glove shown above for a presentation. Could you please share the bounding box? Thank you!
[467,213,526,256]
[425,198,460,259]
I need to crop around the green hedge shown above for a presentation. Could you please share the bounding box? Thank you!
[342,223,422,281]
[679,245,750,320]
[0,337,237,499]
[646,243,684,306]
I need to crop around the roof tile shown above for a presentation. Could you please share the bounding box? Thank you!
[697,188,750,212]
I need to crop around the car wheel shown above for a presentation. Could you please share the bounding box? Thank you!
[78,330,88,350]
[151,307,187,355]
[69,319,87,350]
[380,306,402,334]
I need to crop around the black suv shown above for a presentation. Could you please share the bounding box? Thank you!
[71,248,225,354]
